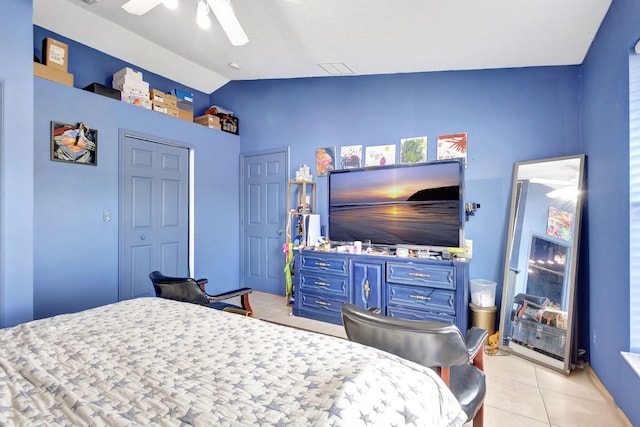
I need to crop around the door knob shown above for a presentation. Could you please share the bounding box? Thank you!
[278,229,285,235]
[140,235,146,240]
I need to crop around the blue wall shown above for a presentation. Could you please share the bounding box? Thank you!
[581,0,640,423]
[1,0,35,327]
[211,68,582,308]
[29,25,243,320]
[32,78,241,320]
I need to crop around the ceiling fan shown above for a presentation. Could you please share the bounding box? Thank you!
[121,0,303,47]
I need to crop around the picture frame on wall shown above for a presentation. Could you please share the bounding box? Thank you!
[340,145,362,169]
[50,121,98,166]
[436,132,467,163]
[546,206,574,241]
[316,146,336,176]
[365,144,396,166]
[400,136,427,163]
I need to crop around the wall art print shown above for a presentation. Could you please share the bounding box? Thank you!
[340,145,362,169]
[51,121,98,165]
[546,206,574,241]
[365,144,396,167]
[400,136,427,163]
[436,132,467,163]
[316,146,336,176]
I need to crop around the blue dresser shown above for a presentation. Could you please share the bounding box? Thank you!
[293,250,469,332]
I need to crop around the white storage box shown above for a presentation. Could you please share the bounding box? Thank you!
[470,279,496,307]
[121,93,152,109]
[113,78,149,95]
[118,85,150,100]
[113,67,143,82]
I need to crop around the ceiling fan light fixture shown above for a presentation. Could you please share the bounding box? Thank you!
[162,0,178,10]
[546,187,579,200]
[530,177,573,186]
[122,0,163,15]
[196,0,211,29]
[207,0,249,46]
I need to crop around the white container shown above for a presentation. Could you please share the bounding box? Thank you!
[113,67,143,82]
[396,247,409,257]
[470,279,497,307]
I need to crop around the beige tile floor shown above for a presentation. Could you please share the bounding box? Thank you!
[247,291,631,427]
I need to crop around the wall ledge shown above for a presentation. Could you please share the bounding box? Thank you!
[621,351,640,378]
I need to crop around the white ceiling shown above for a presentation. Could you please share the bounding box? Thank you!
[517,157,583,188]
[33,0,612,94]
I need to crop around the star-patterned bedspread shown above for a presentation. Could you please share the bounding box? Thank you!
[0,297,466,426]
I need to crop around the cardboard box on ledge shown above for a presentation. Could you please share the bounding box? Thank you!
[150,89,177,108]
[42,37,68,72]
[165,106,179,118]
[195,114,222,130]
[178,109,193,122]
[34,62,74,87]
[194,114,239,134]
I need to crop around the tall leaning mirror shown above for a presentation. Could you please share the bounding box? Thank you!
[498,154,586,373]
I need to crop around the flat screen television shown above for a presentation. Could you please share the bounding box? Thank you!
[328,159,465,250]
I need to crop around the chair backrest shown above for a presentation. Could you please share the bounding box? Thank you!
[149,271,209,305]
[341,303,470,368]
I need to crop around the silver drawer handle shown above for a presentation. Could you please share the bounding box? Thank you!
[314,281,331,287]
[315,262,331,267]
[315,300,331,306]
[410,295,432,301]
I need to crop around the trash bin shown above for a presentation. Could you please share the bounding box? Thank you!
[469,302,497,336]
[469,279,497,307]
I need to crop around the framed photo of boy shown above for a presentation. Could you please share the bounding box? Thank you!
[50,121,98,165]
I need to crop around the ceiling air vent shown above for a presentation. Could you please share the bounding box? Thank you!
[318,62,354,75]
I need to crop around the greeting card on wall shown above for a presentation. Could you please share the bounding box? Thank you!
[316,146,336,176]
[400,136,427,164]
[340,145,362,169]
[365,145,396,167]
[546,206,574,241]
[437,133,467,163]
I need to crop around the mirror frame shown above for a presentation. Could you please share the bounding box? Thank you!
[498,154,586,374]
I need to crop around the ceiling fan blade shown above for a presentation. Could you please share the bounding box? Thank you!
[207,0,249,46]
[122,0,163,15]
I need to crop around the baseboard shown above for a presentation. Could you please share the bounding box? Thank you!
[584,363,634,427]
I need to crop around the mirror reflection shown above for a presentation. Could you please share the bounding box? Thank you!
[499,155,585,373]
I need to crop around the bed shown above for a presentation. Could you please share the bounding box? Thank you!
[0,297,466,426]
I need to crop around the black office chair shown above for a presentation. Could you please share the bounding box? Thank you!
[149,271,254,316]
[341,303,487,427]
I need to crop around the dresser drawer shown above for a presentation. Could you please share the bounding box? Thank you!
[387,283,456,315]
[297,292,346,324]
[300,253,349,275]
[387,262,455,289]
[299,272,348,297]
[387,305,455,324]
